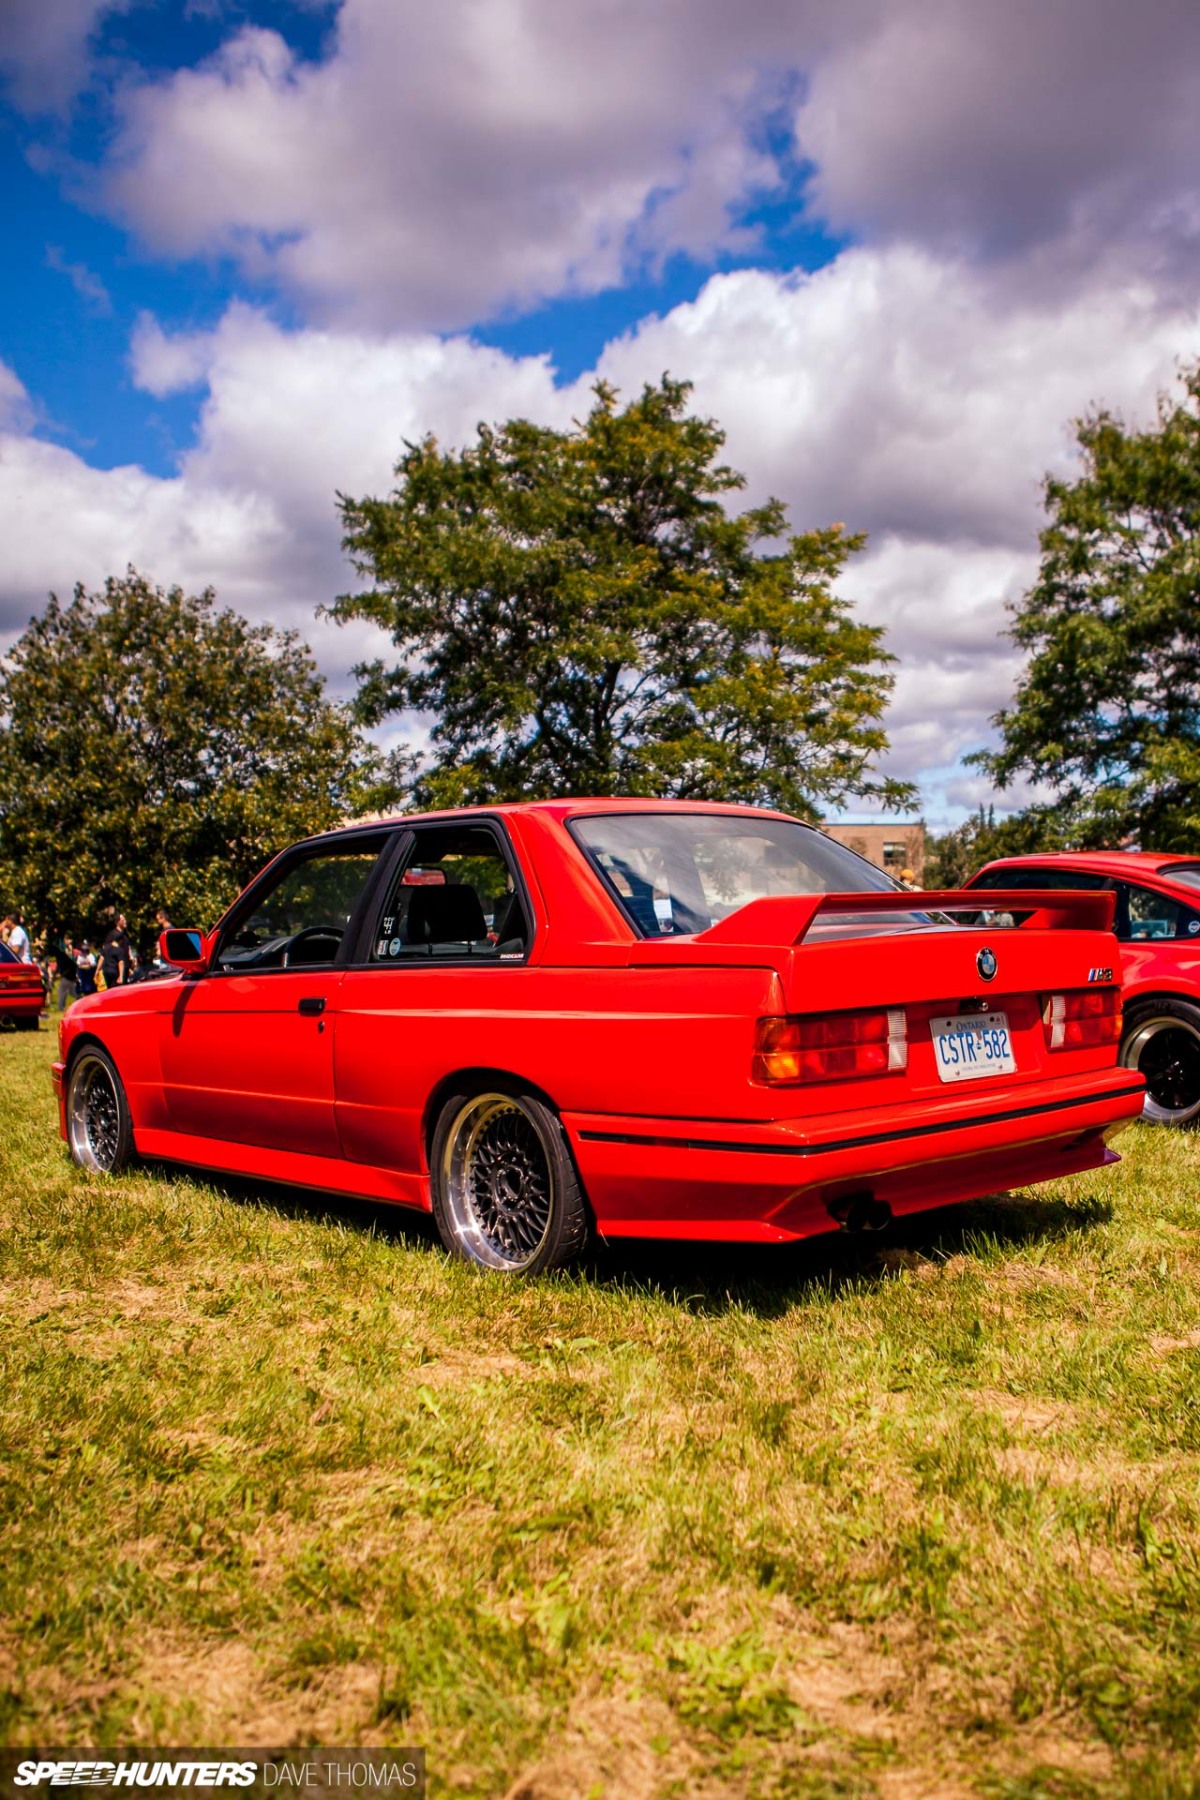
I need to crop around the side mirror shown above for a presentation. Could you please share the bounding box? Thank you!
[160,928,208,973]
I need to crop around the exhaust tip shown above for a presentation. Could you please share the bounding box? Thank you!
[827,1190,893,1233]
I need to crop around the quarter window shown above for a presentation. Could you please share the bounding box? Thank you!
[370,824,529,962]
[1118,883,1200,942]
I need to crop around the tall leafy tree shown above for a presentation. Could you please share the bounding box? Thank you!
[976,363,1200,848]
[332,378,913,817]
[0,571,392,938]
[924,804,1067,887]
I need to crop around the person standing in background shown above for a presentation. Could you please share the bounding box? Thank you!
[5,913,31,961]
[52,932,76,1011]
[100,913,132,987]
[74,941,97,998]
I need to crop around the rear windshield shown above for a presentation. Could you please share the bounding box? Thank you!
[569,812,913,938]
[970,865,1110,890]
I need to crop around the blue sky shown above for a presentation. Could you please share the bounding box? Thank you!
[2,0,1199,825]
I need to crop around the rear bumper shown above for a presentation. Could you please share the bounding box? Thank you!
[1,991,44,1019]
[564,1068,1145,1242]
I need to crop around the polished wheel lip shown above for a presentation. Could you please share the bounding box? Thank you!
[442,1093,555,1271]
[66,1051,122,1172]
[1123,1014,1200,1124]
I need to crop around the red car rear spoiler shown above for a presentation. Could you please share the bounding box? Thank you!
[693,888,1117,948]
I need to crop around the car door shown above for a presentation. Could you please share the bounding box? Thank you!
[333,819,539,1177]
[160,833,394,1157]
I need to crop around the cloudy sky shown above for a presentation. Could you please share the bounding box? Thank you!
[3,0,1199,825]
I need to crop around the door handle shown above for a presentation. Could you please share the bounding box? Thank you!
[298,996,326,1016]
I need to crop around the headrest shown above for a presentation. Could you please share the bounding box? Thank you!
[406,882,487,945]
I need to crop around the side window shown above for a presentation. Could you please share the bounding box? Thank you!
[371,823,530,962]
[1118,883,1200,942]
[216,839,388,971]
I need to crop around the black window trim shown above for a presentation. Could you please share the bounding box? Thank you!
[353,814,538,969]
[206,828,402,979]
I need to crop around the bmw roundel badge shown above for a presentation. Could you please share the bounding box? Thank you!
[976,946,998,982]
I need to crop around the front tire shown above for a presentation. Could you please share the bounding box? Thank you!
[66,1046,135,1173]
[430,1088,589,1274]
[1121,998,1200,1127]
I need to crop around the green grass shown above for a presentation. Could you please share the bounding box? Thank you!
[3,1025,1200,1797]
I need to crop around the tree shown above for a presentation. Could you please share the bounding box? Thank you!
[975,363,1200,849]
[332,378,914,817]
[924,804,1066,887]
[0,571,392,939]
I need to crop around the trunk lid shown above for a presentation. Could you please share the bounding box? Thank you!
[627,888,1121,1119]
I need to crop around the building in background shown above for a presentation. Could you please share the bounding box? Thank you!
[823,820,927,885]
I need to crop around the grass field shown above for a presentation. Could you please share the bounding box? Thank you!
[2,1025,1200,1798]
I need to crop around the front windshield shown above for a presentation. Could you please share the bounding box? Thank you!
[569,811,903,938]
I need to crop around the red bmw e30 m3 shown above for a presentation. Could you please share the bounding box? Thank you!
[54,800,1144,1274]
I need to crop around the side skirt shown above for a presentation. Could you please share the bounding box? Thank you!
[133,1127,430,1212]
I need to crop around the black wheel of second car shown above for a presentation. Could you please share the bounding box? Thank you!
[430,1087,589,1274]
[66,1046,135,1174]
[1121,998,1200,1128]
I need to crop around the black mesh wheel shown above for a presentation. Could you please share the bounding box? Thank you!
[1121,999,1200,1127]
[66,1047,135,1173]
[431,1088,589,1274]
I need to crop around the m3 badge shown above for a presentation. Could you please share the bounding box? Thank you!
[1088,967,1114,982]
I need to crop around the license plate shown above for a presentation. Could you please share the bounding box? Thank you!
[931,1011,1015,1082]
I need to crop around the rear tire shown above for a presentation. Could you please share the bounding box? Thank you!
[430,1086,589,1274]
[1121,998,1200,1127]
[66,1046,135,1173]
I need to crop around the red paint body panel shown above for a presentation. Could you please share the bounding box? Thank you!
[159,971,344,1155]
[55,801,1146,1245]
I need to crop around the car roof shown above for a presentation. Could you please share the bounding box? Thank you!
[302,796,809,849]
[977,849,1197,880]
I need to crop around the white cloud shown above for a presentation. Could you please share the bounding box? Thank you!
[594,250,1200,549]
[799,0,1200,285]
[45,245,112,313]
[0,365,36,435]
[2,243,1198,824]
[130,314,215,396]
[0,314,574,686]
[0,0,129,113]
[83,0,1200,332]
[101,3,794,330]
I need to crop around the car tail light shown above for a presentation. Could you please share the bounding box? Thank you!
[753,1009,908,1084]
[1042,987,1121,1050]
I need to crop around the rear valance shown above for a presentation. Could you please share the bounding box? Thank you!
[691,887,1117,948]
